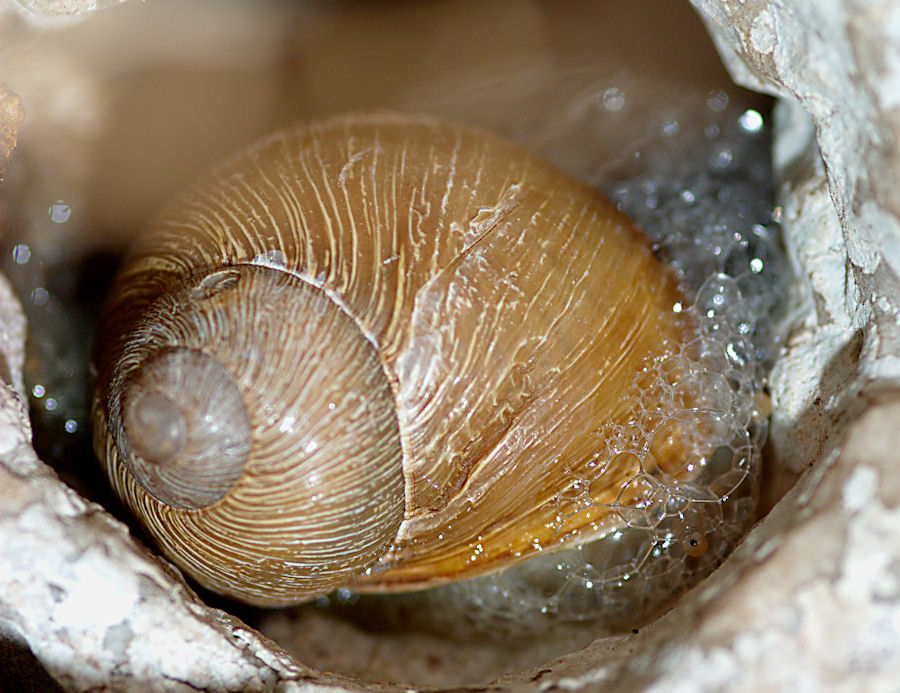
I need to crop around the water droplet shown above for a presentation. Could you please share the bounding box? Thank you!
[12,244,31,264]
[602,87,625,112]
[251,249,286,268]
[738,109,763,133]
[712,148,734,169]
[707,90,729,112]
[31,287,49,306]
[49,201,71,224]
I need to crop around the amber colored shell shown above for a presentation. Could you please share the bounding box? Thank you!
[92,113,692,605]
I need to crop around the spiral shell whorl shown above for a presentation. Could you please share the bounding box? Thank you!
[96,265,404,603]
[120,347,251,509]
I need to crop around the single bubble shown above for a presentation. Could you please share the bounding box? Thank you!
[45,398,58,411]
[251,249,286,267]
[603,87,626,112]
[31,287,49,306]
[640,178,659,195]
[64,419,78,433]
[662,120,680,137]
[750,258,764,273]
[32,384,45,398]
[335,587,359,604]
[49,201,71,224]
[12,244,31,264]
[680,190,696,204]
[712,148,734,169]
[738,109,764,134]
[726,341,748,367]
[707,90,729,112]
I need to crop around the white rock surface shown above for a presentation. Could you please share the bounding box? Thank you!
[0,81,24,183]
[692,0,900,387]
[11,0,134,17]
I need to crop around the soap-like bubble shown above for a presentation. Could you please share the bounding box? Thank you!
[333,101,789,637]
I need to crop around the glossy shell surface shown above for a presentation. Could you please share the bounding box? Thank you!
[92,113,691,605]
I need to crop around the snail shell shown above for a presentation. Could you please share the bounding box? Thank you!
[92,113,697,606]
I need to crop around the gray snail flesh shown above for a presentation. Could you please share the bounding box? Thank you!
[92,113,720,607]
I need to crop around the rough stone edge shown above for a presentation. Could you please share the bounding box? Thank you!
[501,2,900,689]
[690,0,900,384]
[0,81,25,185]
[11,0,134,18]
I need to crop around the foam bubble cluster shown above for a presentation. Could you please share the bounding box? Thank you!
[329,97,790,636]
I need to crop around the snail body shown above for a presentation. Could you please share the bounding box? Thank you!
[92,113,701,606]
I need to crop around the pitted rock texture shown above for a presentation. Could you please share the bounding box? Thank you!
[12,0,134,16]
[691,0,900,388]
[0,82,24,183]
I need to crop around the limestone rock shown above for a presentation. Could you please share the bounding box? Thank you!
[692,0,900,388]
[0,82,24,184]
[12,0,134,17]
